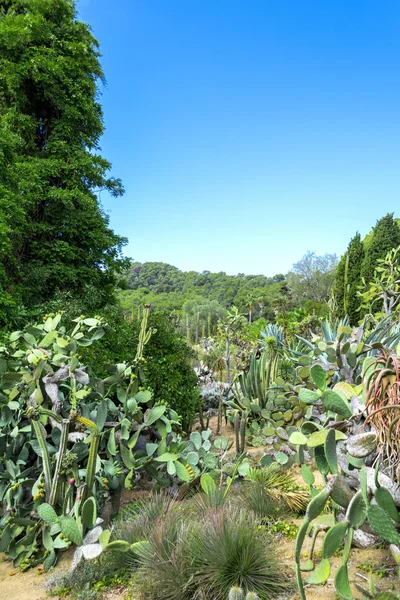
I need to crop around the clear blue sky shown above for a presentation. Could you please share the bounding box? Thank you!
[77,0,400,276]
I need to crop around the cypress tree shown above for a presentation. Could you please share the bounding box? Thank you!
[332,253,346,318]
[361,214,400,282]
[346,232,365,324]
[0,0,128,312]
[332,233,364,324]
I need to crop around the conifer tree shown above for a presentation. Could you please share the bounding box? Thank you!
[346,232,365,324]
[0,0,128,313]
[361,214,400,282]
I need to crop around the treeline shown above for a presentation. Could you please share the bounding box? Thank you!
[119,262,287,322]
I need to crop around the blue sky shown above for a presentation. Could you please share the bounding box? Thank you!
[77,0,400,276]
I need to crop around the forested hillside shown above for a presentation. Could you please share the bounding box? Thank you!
[119,261,286,320]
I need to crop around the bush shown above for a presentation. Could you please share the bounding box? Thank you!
[135,505,288,600]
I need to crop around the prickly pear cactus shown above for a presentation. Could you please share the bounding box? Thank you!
[294,427,400,600]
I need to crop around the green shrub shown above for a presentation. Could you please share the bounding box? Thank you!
[79,308,200,430]
[136,505,288,600]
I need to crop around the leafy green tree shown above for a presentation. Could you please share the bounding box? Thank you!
[287,252,337,304]
[361,214,400,282]
[0,0,128,316]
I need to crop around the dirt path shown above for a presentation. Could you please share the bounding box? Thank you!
[0,554,61,600]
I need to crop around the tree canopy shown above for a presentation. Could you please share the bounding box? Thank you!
[0,0,128,320]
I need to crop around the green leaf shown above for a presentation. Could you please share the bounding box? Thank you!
[368,504,400,544]
[145,405,166,426]
[321,390,352,418]
[310,364,327,391]
[190,431,202,450]
[167,460,176,475]
[175,461,190,482]
[322,522,348,558]
[307,429,347,448]
[200,473,216,496]
[60,516,83,546]
[154,452,178,462]
[306,558,330,584]
[43,550,57,572]
[134,390,152,404]
[375,487,400,523]
[324,428,338,474]
[275,451,289,465]
[38,503,59,525]
[105,540,131,552]
[187,451,199,466]
[334,564,352,600]
[107,428,117,456]
[99,530,111,549]
[120,444,136,469]
[301,463,315,485]
[95,400,108,431]
[289,431,308,446]
[298,388,320,404]
[238,459,250,477]
[145,443,158,457]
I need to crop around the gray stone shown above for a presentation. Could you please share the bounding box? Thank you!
[82,543,103,560]
[352,529,379,549]
[83,525,103,545]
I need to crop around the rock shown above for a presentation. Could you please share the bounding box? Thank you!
[350,395,364,415]
[352,529,379,549]
[70,547,83,572]
[347,432,377,458]
[83,525,103,545]
[82,543,103,560]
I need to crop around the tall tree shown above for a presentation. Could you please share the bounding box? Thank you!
[333,233,365,324]
[361,214,400,282]
[287,252,338,303]
[346,232,365,324]
[0,0,128,313]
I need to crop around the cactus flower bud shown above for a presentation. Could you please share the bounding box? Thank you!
[69,478,75,486]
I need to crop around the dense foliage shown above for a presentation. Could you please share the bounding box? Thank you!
[334,214,400,323]
[0,0,128,321]
[120,261,286,322]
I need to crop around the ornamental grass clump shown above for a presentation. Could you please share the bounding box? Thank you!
[135,504,288,600]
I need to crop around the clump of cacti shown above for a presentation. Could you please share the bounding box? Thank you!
[294,427,400,600]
